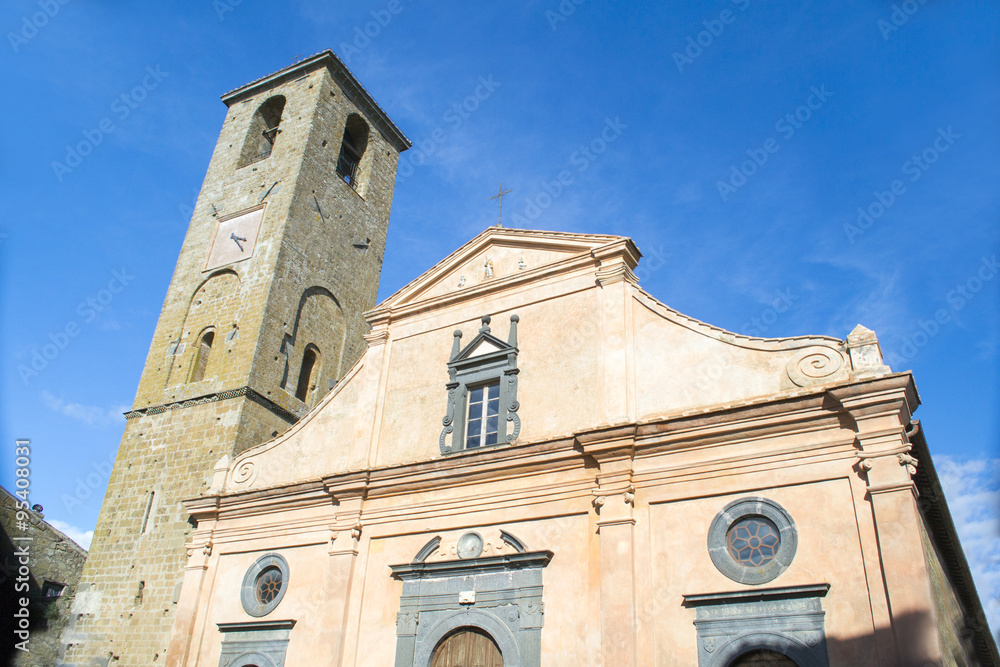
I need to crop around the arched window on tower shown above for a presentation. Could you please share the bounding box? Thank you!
[295,345,321,402]
[188,329,215,383]
[239,96,286,166]
[335,113,369,190]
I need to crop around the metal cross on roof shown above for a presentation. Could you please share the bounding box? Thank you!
[489,182,513,228]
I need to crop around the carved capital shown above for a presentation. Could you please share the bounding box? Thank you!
[364,328,390,346]
[396,611,418,636]
[595,262,637,287]
[854,444,918,495]
[898,452,919,477]
[518,600,545,629]
[185,538,213,569]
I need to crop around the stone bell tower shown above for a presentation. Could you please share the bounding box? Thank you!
[62,51,409,666]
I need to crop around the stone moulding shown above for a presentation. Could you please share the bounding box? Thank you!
[217,619,296,667]
[684,584,831,667]
[683,583,830,606]
[390,551,553,580]
[413,535,441,563]
[206,376,917,512]
[124,385,300,424]
[370,228,638,317]
[390,550,553,667]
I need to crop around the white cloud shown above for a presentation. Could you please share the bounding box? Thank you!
[934,455,1000,641]
[41,392,128,428]
[47,519,93,550]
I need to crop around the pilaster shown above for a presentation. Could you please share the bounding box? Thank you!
[831,375,942,667]
[595,250,637,425]
[165,497,219,667]
[578,425,637,666]
[321,472,369,666]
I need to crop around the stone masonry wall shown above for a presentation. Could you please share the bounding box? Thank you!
[918,510,979,666]
[0,486,88,667]
[63,400,248,666]
[250,64,400,418]
[64,55,405,666]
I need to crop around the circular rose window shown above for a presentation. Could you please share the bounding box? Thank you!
[241,553,289,617]
[726,516,781,567]
[708,497,797,585]
[255,566,283,605]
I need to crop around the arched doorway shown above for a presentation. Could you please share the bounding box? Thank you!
[730,649,798,666]
[430,627,503,667]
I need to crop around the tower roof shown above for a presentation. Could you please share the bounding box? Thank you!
[221,49,411,152]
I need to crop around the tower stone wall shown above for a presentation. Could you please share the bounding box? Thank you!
[61,52,409,666]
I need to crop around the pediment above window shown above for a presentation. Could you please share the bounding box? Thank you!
[461,337,506,359]
[439,315,521,455]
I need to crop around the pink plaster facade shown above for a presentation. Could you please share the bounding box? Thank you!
[164,228,996,667]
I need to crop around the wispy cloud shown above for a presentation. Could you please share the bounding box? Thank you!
[934,455,1000,640]
[41,392,128,428]
[48,519,93,550]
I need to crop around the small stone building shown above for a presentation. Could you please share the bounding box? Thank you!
[0,486,88,667]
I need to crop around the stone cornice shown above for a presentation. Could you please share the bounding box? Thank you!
[366,228,640,326]
[683,583,830,607]
[193,381,884,522]
[322,471,370,501]
[366,250,602,327]
[183,496,221,522]
[125,385,301,424]
[634,393,844,456]
[217,619,296,633]
[827,373,919,424]
[390,550,553,580]
[575,423,637,459]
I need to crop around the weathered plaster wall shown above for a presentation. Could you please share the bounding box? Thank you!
[226,230,858,491]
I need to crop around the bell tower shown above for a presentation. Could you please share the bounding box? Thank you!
[62,52,410,665]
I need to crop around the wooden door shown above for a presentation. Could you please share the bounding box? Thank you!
[430,627,503,667]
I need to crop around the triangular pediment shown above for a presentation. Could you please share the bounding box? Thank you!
[461,337,506,359]
[453,327,514,362]
[371,227,638,318]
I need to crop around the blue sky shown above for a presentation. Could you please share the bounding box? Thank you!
[1,0,997,637]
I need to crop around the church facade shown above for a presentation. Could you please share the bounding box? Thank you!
[67,53,996,667]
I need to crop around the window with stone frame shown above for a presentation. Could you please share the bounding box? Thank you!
[439,314,520,455]
[464,381,501,449]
